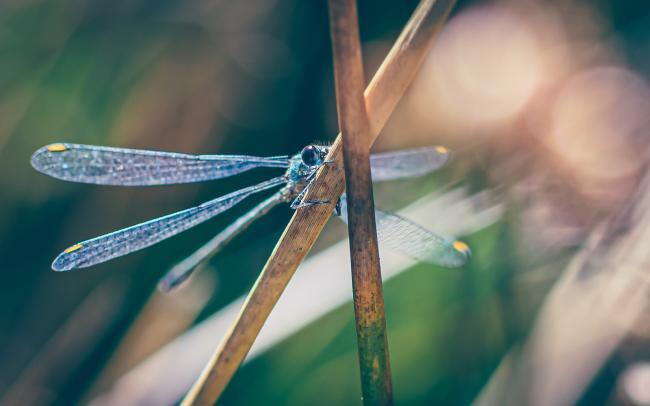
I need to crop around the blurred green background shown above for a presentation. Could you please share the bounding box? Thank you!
[2,0,650,405]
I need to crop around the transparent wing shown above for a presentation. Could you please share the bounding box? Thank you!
[339,195,470,267]
[370,146,451,182]
[158,192,285,292]
[52,176,286,271]
[31,143,289,186]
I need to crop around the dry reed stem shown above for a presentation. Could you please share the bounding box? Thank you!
[182,1,457,404]
[328,0,392,403]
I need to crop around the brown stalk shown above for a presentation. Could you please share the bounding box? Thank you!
[328,0,392,404]
[181,1,457,404]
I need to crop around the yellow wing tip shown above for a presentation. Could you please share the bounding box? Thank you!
[435,146,449,154]
[47,143,68,152]
[63,243,83,254]
[452,240,470,254]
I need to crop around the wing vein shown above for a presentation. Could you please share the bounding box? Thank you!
[31,143,289,186]
[52,176,286,271]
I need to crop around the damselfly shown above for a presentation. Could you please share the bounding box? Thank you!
[31,143,471,291]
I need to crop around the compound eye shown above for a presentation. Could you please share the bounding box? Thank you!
[301,145,320,167]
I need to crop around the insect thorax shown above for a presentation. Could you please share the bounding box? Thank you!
[282,145,329,200]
